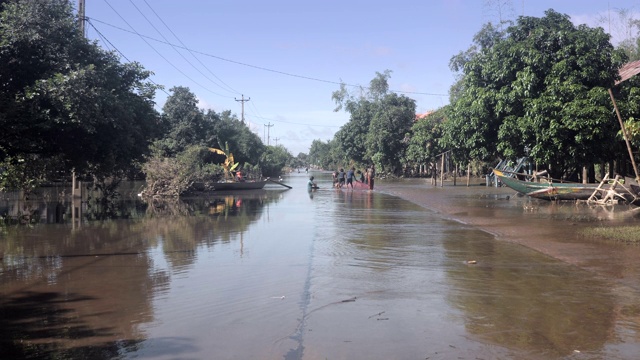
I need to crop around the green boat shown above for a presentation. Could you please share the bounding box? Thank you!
[493,169,604,201]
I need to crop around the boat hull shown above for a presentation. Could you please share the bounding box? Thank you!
[493,169,599,200]
[211,180,268,191]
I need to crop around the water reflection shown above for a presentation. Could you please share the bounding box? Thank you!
[0,189,285,359]
[2,175,640,359]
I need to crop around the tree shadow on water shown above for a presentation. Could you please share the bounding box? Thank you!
[0,291,142,359]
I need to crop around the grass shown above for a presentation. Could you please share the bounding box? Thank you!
[580,226,640,244]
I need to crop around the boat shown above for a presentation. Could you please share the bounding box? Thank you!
[211,179,269,191]
[493,169,615,201]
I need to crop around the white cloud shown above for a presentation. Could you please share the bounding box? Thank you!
[196,97,216,111]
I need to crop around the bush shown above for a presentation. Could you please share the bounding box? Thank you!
[142,145,224,196]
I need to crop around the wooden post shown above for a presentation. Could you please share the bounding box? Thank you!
[440,153,445,187]
[453,163,457,186]
[431,163,436,186]
[467,163,471,187]
[72,169,81,198]
[609,88,639,181]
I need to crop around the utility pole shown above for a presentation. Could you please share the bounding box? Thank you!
[264,122,273,145]
[78,0,86,37]
[274,137,279,146]
[235,94,250,124]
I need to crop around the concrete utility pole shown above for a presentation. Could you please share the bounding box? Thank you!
[78,0,86,37]
[235,94,250,124]
[264,122,273,145]
[274,137,279,146]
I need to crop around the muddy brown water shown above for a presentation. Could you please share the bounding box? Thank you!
[2,173,640,359]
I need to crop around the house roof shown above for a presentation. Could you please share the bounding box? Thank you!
[616,60,640,85]
[415,111,434,121]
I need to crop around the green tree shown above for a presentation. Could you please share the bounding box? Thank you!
[0,0,160,187]
[365,92,416,173]
[448,22,507,103]
[334,101,375,164]
[205,109,265,166]
[154,86,207,157]
[404,107,446,171]
[260,145,291,177]
[308,139,331,168]
[292,152,308,168]
[332,70,416,174]
[445,10,624,178]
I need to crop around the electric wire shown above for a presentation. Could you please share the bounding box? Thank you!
[87,17,447,97]
[129,0,237,95]
[101,0,232,99]
[87,19,170,96]
[92,20,338,130]
[142,0,240,95]
[248,114,342,128]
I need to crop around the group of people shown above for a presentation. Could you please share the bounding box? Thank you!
[332,165,375,190]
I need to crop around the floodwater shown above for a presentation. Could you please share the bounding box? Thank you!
[2,174,640,359]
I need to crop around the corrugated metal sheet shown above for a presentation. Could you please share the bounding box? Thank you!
[616,60,640,85]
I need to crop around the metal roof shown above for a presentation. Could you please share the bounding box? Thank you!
[616,60,640,85]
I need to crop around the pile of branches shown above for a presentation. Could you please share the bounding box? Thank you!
[141,156,223,197]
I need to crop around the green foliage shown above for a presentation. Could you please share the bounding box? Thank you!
[330,70,416,174]
[308,139,335,169]
[0,0,160,182]
[290,153,308,168]
[206,109,265,165]
[142,145,224,196]
[0,155,63,194]
[612,75,640,154]
[334,101,375,164]
[445,10,624,178]
[153,88,265,167]
[260,145,292,177]
[365,93,416,173]
[405,108,446,166]
[154,86,207,157]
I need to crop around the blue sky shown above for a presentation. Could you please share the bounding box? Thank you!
[84,0,640,155]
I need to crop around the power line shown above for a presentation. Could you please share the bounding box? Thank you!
[140,0,240,95]
[88,17,448,97]
[248,114,342,128]
[90,22,338,130]
[101,0,232,99]
[86,19,170,96]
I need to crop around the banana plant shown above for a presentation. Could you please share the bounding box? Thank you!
[208,145,239,180]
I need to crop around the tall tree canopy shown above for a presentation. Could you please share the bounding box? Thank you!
[154,86,265,166]
[443,9,625,178]
[404,107,447,169]
[0,0,160,181]
[331,70,416,174]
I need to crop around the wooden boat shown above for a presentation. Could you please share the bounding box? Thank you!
[211,180,269,191]
[493,169,602,201]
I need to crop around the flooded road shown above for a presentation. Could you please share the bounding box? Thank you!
[2,173,640,359]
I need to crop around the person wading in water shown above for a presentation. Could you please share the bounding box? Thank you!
[367,164,375,190]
